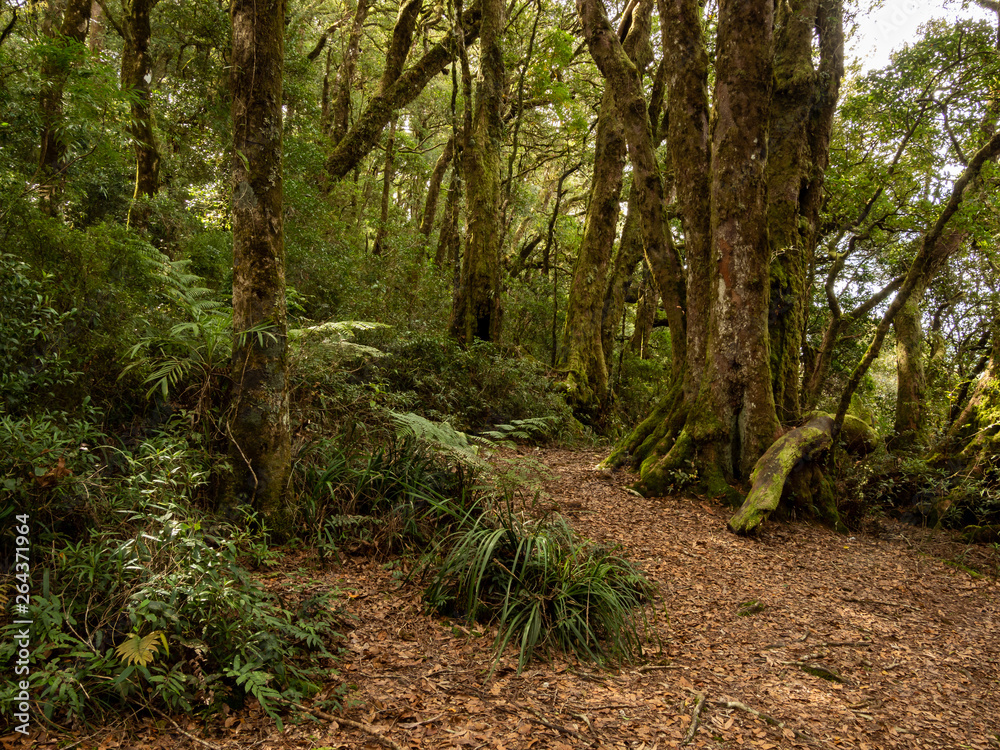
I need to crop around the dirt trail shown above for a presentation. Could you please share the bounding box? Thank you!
[49,448,1000,749]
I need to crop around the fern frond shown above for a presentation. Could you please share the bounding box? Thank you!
[389,411,492,465]
[115,630,167,667]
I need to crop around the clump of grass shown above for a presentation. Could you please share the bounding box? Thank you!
[422,505,655,674]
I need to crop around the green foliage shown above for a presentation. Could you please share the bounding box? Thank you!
[0,254,81,414]
[0,493,342,726]
[422,507,654,674]
[294,432,481,555]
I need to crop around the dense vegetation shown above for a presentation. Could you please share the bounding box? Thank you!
[2,0,999,733]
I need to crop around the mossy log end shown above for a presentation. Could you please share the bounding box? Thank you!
[728,415,835,535]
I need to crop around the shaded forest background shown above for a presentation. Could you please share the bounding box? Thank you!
[2,0,1000,733]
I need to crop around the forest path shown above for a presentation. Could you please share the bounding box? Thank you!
[278,447,1000,750]
[115,448,1000,749]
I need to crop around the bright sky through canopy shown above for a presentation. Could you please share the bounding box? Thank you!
[850,0,996,71]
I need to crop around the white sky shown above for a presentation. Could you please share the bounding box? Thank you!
[849,0,996,71]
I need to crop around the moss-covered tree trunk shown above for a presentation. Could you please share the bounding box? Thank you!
[37,0,92,215]
[121,0,161,205]
[666,0,778,488]
[450,0,503,343]
[766,0,843,424]
[560,0,651,419]
[659,0,711,400]
[229,0,291,528]
[890,283,929,451]
[589,0,779,498]
[576,0,686,376]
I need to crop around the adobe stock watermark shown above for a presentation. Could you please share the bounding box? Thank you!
[9,513,32,736]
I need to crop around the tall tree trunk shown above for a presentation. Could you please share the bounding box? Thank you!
[583,0,779,499]
[330,0,370,145]
[889,282,929,451]
[559,0,652,420]
[450,0,504,343]
[373,117,398,256]
[681,0,778,485]
[229,0,291,528]
[121,0,161,208]
[37,0,92,215]
[576,0,686,374]
[420,135,454,240]
[658,0,710,398]
[766,0,843,424]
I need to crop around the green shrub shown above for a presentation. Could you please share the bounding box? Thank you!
[422,507,654,673]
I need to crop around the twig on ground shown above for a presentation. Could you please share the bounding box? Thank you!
[637,664,682,673]
[150,706,223,750]
[288,701,405,750]
[681,692,706,746]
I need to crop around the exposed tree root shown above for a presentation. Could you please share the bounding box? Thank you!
[681,691,705,745]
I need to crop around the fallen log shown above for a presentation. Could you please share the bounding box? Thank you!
[728,415,835,535]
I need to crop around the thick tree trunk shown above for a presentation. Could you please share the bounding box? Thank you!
[229,0,291,528]
[588,0,779,499]
[37,0,92,215]
[676,0,778,486]
[766,0,843,424]
[559,0,651,419]
[658,0,710,398]
[121,0,161,204]
[450,0,504,343]
[889,283,928,451]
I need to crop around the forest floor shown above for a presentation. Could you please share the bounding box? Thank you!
[40,448,1000,750]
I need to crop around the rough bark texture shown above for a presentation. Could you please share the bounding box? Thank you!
[560,0,651,419]
[658,0,710,397]
[121,0,161,201]
[766,0,843,424]
[325,2,482,181]
[37,0,92,215]
[229,0,291,528]
[669,0,779,487]
[450,0,504,343]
